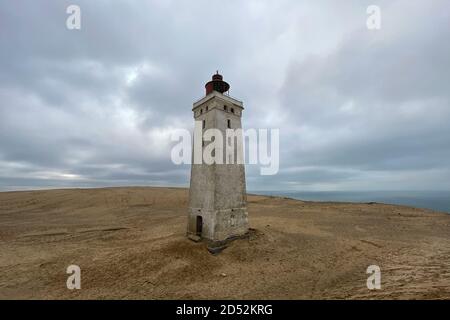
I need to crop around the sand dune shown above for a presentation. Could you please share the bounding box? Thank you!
[1,187,449,299]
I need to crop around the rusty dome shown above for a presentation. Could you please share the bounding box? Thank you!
[205,71,230,95]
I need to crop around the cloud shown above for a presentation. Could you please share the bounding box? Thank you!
[0,0,449,191]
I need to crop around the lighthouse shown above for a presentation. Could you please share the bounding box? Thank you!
[187,72,249,247]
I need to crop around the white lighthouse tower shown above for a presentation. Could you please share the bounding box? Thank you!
[187,72,249,248]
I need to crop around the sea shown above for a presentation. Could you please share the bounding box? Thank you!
[250,191,450,214]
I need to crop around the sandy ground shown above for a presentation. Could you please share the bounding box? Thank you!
[0,187,449,299]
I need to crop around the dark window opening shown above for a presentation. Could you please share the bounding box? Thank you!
[231,108,234,113]
[227,119,231,128]
[202,120,205,129]
[196,216,203,236]
[206,106,208,111]
[224,105,228,111]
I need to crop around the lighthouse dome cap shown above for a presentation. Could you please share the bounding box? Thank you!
[205,71,230,95]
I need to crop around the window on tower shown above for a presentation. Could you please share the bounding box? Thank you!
[206,106,208,111]
[231,107,234,113]
[227,119,231,129]
[202,120,205,129]
[224,105,228,111]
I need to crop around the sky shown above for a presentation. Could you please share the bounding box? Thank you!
[0,0,449,192]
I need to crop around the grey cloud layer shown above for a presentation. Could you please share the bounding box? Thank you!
[0,0,449,191]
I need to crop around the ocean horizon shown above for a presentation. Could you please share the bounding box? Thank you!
[250,190,450,214]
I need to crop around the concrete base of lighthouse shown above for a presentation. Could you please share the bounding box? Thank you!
[187,207,249,243]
